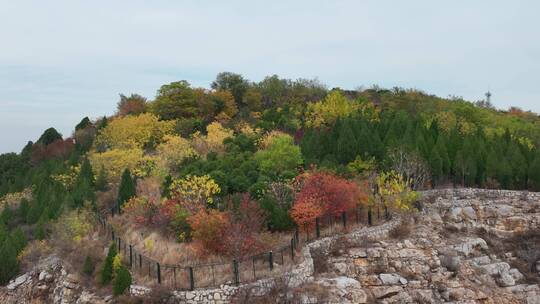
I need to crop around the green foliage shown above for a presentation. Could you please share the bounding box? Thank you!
[83,255,94,276]
[100,243,117,285]
[0,238,19,284]
[75,117,91,131]
[117,169,136,210]
[211,72,248,106]
[255,134,303,180]
[37,128,62,146]
[112,265,132,296]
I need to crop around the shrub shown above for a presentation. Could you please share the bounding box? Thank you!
[113,265,132,296]
[83,255,94,276]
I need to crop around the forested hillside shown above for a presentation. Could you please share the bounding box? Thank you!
[1,72,539,291]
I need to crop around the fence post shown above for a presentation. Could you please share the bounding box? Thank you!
[342,211,347,228]
[129,245,133,267]
[290,239,295,259]
[111,230,115,241]
[118,238,121,253]
[233,259,239,286]
[268,251,274,270]
[188,267,195,291]
[315,218,321,238]
[368,207,372,226]
[139,254,142,269]
[157,262,161,284]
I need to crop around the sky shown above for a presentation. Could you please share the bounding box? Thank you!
[1,0,539,153]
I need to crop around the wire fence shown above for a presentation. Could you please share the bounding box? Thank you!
[96,204,391,290]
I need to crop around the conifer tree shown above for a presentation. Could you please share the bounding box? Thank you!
[113,265,132,296]
[100,243,117,285]
[0,239,19,284]
[117,169,136,211]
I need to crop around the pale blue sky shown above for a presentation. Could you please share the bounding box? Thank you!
[1,1,539,153]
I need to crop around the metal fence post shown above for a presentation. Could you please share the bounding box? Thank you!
[342,211,347,228]
[139,254,142,269]
[188,267,194,291]
[111,230,115,241]
[157,262,161,284]
[129,245,133,267]
[269,251,274,270]
[290,239,295,259]
[118,238,121,253]
[233,259,239,286]
[368,207,372,226]
[315,217,321,238]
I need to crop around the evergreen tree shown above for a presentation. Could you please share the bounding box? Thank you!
[528,153,540,191]
[336,119,357,164]
[100,243,117,285]
[112,265,132,296]
[83,255,94,276]
[95,166,108,191]
[117,169,136,210]
[75,117,91,131]
[429,148,443,184]
[0,238,19,284]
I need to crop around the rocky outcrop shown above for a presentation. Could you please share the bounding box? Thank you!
[2,188,540,303]
[0,256,109,304]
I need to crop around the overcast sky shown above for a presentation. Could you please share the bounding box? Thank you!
[1,1,539,153]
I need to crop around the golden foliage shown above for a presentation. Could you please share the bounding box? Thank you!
[156,135,197,170]
[95,113,174,150]
[376,171,419,211]
[192,122,234,155]
[89,148,144,181]
[170,175,221,210]
[51,165,81,189]
[305,91,359,127]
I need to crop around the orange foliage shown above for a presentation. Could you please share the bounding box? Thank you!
[187,209,230,255]
[290,171,367,229]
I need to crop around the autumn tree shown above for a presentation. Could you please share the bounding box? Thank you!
[117,93,147,116]
[156,135,197,172]
[169,175,220,213]
[94,113,174,151]
[192,122,234,156]
[376,171,418,211]
[305,91,359,127]
[290,172,364,230]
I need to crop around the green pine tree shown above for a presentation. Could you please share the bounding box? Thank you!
[100,243,117,285]
[113,265,132,296]
[0,239,19,284]
[117,169,136,211]
[83,255,94,276]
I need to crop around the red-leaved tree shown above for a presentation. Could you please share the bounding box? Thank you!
[290,171,364,229]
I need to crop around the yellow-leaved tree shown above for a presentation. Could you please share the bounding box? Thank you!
[375,171,419,211]
[192,122,234,156]
[156,135,197,171]
[305,91,359,127]
[89,149,144,181]
[169,175,221,213]
[94,113,174,150]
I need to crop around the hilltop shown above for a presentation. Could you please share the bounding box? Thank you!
[0,72,539,303]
